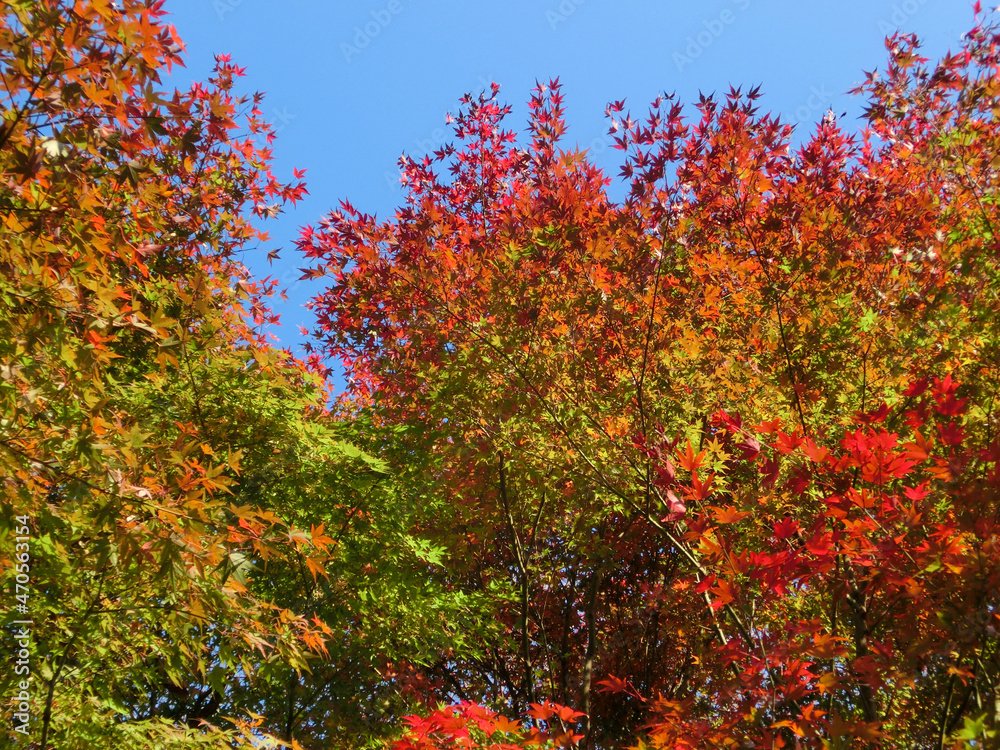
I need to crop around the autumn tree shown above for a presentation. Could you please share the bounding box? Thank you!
[0,3,474,748]
[303,15,1000,749]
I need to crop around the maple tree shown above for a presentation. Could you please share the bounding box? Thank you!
[8,1,1000,749]
[0,2,472,749]
[302,14,1000,750]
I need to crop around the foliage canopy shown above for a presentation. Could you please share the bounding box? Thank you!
[7,2,1000,749]
[0,2,472,748]
[302,17,1000,750]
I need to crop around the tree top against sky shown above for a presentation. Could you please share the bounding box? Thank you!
[164,0,974,359]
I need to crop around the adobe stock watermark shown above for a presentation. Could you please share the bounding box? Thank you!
[271,106,296,136]
[789,84,835,127]
[674,0,752,73]
[273,262,309,299]
[876,0,930,35]
[382,124,460,192]
[384,129,617,193]
[9,514,33,740]
[546,0,587,30]
[214,0,245,22]
[383,75,495,192]
[341,0,406,64]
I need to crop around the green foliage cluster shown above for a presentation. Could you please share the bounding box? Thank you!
[0,2,477,748]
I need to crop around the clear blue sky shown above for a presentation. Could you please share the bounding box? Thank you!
[163,0,974,354]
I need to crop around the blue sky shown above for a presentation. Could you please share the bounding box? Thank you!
[163,0,975,354]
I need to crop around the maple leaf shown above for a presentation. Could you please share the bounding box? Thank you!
[712,505,751,524]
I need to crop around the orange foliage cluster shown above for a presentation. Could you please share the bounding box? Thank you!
[305,18,1000,749]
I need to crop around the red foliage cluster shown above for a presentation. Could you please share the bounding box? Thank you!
[299,14,1000,750]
